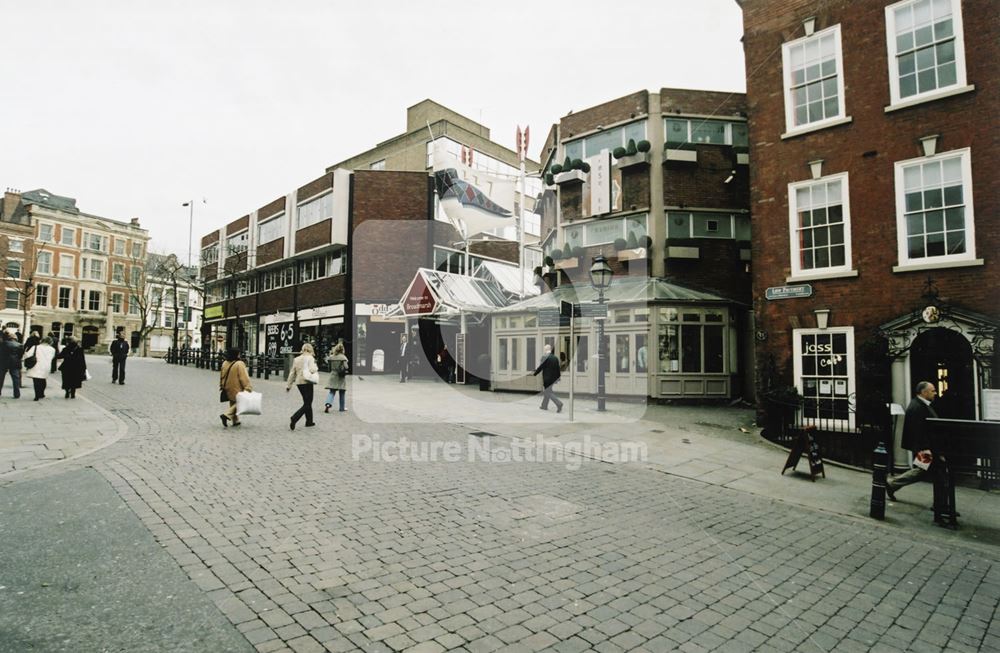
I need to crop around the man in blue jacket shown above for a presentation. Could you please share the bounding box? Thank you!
[532,344,563,413]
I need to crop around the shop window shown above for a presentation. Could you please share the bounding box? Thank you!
[575,335,588,373]
[658,308,726,374]
[498,338,508,371]
[511,338,519,371]
[616,334,631,373]
[793,328,855,426]
[636,334,648,373]
[526,338,536,369]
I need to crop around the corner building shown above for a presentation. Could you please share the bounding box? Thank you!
[737,0,999,460]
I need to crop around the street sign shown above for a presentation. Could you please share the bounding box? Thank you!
[560,301,580,318]
[579,302,608,318]
[765,284,813,300]
[539,308,569,327]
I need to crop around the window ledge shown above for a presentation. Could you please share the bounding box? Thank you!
[786,269,859,283]
[885,85,975,113]
[781,116,853,140]
[893,258,983,273]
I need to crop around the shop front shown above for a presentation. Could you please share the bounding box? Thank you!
[492,278,746,400]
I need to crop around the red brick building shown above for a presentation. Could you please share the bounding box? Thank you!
[738,0,999,451]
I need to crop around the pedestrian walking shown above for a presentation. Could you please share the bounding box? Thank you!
[287,342,319,430]
[219,348,252,428]
[324,343,349,413]
[23,336,56,400]
[438,344,456,384]
[532,344,564,413]
[110,332,130,384]
[0,328,24,399]
[886,381,940,501]
[55,336,87,398]
[398,334,410,383]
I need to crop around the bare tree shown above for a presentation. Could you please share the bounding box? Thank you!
[0,236,47,335]
[122,250,160,356]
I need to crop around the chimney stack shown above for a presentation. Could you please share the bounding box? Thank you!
[3,188,21,221]
[130,217,140,227]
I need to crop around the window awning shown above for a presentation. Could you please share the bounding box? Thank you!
[495,277,738,313]
[475,261,541,298]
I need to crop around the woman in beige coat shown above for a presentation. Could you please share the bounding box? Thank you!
[286,342,319,430]
[219,347,252,427]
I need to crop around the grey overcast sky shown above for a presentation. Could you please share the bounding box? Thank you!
[2,0,746,259]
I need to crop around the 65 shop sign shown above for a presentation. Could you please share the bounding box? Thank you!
[266,322,297,357]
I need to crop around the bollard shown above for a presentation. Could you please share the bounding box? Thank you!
[870,442,888,519]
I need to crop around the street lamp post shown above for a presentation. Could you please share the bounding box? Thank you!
[182,201,195,268]
[589,255,613,412]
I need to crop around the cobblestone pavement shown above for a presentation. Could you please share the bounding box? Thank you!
[2,358,999,652]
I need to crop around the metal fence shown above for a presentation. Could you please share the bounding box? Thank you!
[760,395,887,469]
[164,348,284,379]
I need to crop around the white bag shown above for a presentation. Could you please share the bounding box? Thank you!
[85,369,92,381]
[303,367,320,384]
[236,390,263,416]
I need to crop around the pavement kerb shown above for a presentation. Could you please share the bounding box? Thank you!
[0,393,129,484]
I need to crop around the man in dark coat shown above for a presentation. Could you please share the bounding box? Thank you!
[532,344,563,413]
[0,329,24,399]
[110,332,130,385]
[886,381,938,500]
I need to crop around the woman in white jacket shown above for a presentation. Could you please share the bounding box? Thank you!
[23,336,56,401]
[286,342,319,430]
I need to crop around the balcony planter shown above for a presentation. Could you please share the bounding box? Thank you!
[664,148,698,163]
[614,151,652,169]
[617,247,648,261]
[554,169,587,185]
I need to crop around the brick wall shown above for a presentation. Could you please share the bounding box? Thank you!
[294,220,331,254]
[257,196,285,220]
[664,148,749,209]
[621,165,651,211]
[226,216,249,236]
[560,91,649,139]
[297,172,335,201]
[351,171,433,302]
[255,238,284,266]
[661,88,746,117]
[741,0,1000,382]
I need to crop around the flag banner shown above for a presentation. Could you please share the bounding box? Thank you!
[433,140,515,236]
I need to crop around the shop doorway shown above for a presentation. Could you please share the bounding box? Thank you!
[910,327,975,419]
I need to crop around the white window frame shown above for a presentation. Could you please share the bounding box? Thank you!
[83,232,107,253]
[61,227,75,246]
[112,262,125,284]
[110,292,123,313]
[296,192,334,230]
[36,251,53,275]
[57,286,72,309]
[6,259,22,280]
[83,257,105,282]
[792,326,856,429]
[885,0,969,109]
[59,254,74,277]
[787,172,854,280]
[38,223,54,242]
[781,25,848,136]
[257,212,286,245]
[894,148,976,270]
[8,239,24,253]
[34,284,50,307]
[4,289,18,309]
[114,239,125,256]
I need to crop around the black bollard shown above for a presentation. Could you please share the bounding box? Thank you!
[870,442,888,519]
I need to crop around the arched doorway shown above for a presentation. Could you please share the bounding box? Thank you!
[910,327,975,419]
[81,325,100,350]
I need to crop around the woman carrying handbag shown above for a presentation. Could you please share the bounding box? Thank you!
[324,343,349,413]
[23,336,56,400]
[286,342,319,430]
[219,348,252,428]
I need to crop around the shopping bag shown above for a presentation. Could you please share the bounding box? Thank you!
[236,390,263,416]
[85,369,92,381]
